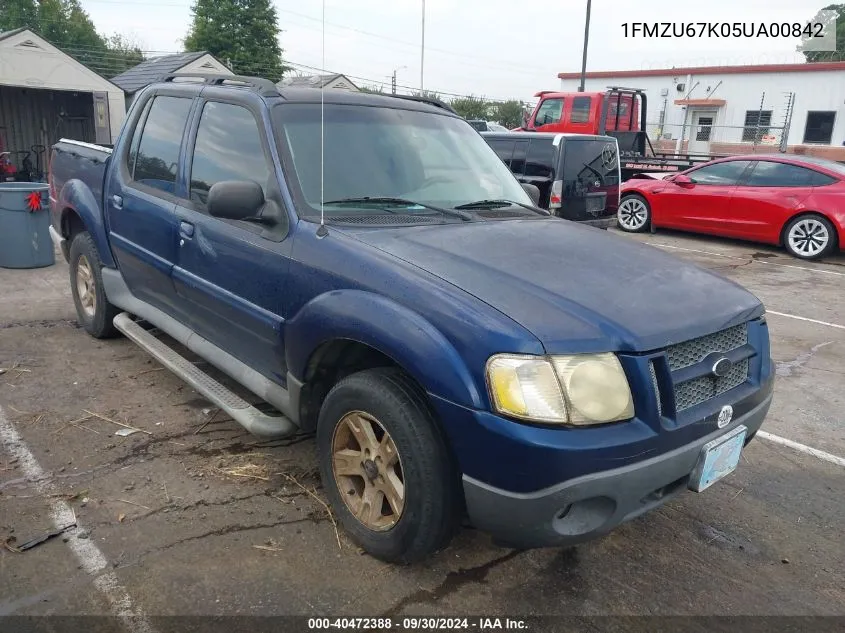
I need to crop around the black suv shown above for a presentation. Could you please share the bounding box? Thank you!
[483,131,620,228]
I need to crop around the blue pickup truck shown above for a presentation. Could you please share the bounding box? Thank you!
[49,74,773,563]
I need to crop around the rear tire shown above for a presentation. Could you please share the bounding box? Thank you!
[316,368,460,564]
[617,194,651,233]
[783,214,837,260]
[69,232,120,338]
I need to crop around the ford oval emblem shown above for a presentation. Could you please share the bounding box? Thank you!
[717,405,733,428]
[711,357,733,378]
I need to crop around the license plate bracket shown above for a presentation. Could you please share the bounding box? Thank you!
[689,425,747,492]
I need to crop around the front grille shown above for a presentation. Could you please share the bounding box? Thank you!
[649,360,662,417]
[665,323,750,413]
[666,323,747,371]
[674,358,749,412]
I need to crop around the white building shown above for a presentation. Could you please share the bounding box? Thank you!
[559,62,845,161]
[0,28,126,154]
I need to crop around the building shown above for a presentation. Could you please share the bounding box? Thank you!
[558,62,845,161]
[0,27,125,165]
[278,73,360,91]
[111,51,232,109]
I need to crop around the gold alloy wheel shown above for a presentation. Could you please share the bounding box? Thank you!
[331,411,405,531]
[76,255,97,318]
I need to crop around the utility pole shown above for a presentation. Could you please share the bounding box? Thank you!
[578,0,591,92]
[392,71,397,95]
[420,0,426,92]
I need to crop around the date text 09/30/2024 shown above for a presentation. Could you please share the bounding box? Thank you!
[308,618,528,630]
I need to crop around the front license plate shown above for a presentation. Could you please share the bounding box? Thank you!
[689,425,747,492]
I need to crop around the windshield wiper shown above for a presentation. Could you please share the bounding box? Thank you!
[453,199,549,216]
[322,197,473,221]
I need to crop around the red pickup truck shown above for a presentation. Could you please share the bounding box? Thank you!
[519,87,718,180]
[518,89,640,134]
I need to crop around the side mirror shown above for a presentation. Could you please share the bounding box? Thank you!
[673,174,694,187]
[521,183,541,206]
[207,180,265,220]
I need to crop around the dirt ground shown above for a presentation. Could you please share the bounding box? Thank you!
[1,228,844,628]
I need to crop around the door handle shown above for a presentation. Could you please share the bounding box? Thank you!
[111,194,123,209]
[179,221,194,239]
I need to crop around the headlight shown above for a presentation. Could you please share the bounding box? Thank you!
[486,353,634,426]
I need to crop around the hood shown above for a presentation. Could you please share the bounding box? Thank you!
[340,219,764,353]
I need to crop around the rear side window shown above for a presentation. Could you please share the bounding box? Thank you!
[132,96,193,195]
[190,101,272,207]
[570,97,591,123]
[524,139,555,178]
[743,161,818,187]
[534,99,563,126]
[689,160,752,185]
[487,139,516,166]
[810,171,837,186]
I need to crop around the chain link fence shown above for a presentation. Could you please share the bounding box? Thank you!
[647,122,788,156]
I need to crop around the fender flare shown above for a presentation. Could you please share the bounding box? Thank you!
[59,179,116,268]
[286,290,483,409]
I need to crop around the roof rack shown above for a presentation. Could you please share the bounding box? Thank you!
[157,73,280,98]
[389,94,457,115]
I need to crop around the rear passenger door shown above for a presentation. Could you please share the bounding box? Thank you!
[171,93,294,382]
[105,90,194,316]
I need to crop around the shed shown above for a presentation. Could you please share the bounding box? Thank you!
[278,73,360,92]
[111,52,232,109]
[0,28,125,177]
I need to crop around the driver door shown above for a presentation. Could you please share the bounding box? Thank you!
[653,160,753,234]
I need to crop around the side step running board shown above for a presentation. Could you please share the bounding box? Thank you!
[113,313,297,439]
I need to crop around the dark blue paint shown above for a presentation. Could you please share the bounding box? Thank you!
[49,81,772,499]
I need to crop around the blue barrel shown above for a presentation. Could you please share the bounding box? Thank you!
[0,182,55,269]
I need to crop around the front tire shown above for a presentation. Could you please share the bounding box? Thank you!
[316,368,460,564]
[617,194,651,233]
[783,214,837,260]
[69,232,120,338]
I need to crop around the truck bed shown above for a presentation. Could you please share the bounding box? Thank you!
[50,139,112,211]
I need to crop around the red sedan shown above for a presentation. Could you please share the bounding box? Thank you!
[618,155,845,260]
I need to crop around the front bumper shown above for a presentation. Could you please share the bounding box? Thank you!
[462,389,772,549]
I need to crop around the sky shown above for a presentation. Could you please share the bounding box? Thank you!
[81,0,830,102]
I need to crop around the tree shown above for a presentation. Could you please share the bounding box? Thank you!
[0,0,145,77]
[359,84,386,94]
[492,100,526,129]
[798,4,845,61]
[449,95,489,120]
[103,33,145,76]
[184,0,287,81]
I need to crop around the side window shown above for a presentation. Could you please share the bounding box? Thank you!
[126,99,153,178]
[510,140,529,176]
[534,99,563,126]
[132,96,193,195]
[524,140,555,178]
[570,97,591,124]
[688,160,752,185]
[190,102,272,207]
[743,161,815,187]
[487,139,516,166]
[809,170,837,186]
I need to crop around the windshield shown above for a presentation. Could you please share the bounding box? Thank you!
[272,103,531,221]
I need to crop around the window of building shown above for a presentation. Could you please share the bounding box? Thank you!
[742,110,772,143]
[803,111,836,144]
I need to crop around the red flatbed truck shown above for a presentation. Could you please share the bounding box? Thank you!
[518,87,721,180]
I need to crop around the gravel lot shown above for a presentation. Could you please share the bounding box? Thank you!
[1,228,843,628]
